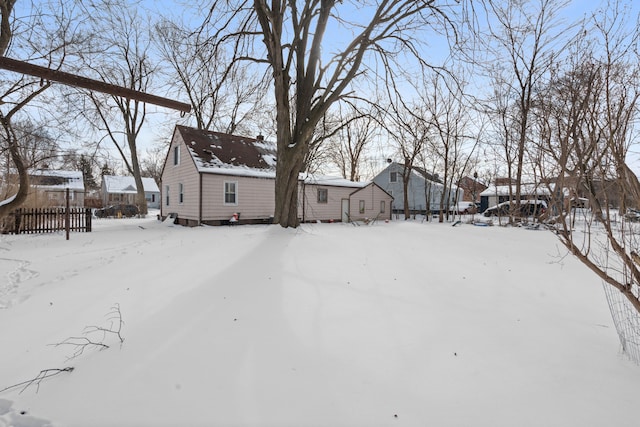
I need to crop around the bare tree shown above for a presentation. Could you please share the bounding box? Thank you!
[79,0,155,215]
[426,72,476,221]
[155,15,269,134]
[0,0,85,217]
[2,119,58,170]
[319,104,378,181]
[248,0,458,227]
[535,3,640,321]
[140,142,169,186]
[480,0,570,219]
[384,93,432,220]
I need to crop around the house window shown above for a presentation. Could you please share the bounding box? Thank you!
[359,200,365,214]
[380,201,385,213]
[151,194,156,203]
[390,171,397,182]
[224,181,237,205]
[317,188,328,204]
[173,146,180,166]
[179,183,184,204]
[165,185,170,206]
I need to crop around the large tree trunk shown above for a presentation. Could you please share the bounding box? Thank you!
[402,172,410,220]
[0,119,28,218]
[274,141,306,228]
[127,133,148,215]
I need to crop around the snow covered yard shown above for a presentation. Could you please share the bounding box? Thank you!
[1,215,639,427]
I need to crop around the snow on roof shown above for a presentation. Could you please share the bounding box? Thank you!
[0,193,16,207]
[302,173,368,188]
[176,126,365,188]
[479,183,552,197]
[103,175,160,194]
[176,125,277,174]
[29,169,85,191]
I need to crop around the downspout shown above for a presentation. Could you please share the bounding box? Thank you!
[301,178,306,223]
[199,172,202,225]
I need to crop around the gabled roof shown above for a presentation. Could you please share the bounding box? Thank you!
[382,162,442,184]
[412,166,442,184]
[29,169,85,191]
[176,125,277,175]
[172,126,378,189]
[103,175,160,194]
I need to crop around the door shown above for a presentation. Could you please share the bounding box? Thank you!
[341,199,349,222]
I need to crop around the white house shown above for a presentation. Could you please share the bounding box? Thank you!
[29,169,85,207]
[101,175,161,209]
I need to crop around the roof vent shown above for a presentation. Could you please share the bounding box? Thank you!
[256,134,264,141]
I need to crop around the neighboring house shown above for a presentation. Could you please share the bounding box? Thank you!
[479,183,552,213]
[101,175,161,209]
[372,162,461,214]
[457,176,488,203]
[160,125,392,226]
[29,169,85,207]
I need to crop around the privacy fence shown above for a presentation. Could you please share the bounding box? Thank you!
[1,207,92,234]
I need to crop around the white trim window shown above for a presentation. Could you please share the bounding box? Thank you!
[165,185,170,206]
[224,181,238,205]
[390,171,397,183]
[380,200,385,213]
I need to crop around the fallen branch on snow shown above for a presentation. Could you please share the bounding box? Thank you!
[0,367,74,394]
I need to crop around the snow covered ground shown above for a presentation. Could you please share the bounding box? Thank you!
[1,214,639,427]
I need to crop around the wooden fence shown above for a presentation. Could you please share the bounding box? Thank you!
[1,207,92,234]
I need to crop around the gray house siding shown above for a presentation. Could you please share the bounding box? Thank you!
[372,163,460,214]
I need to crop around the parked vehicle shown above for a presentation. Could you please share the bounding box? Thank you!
[625,208,640,222]
[483,200,547,217]
[95,204,139,218]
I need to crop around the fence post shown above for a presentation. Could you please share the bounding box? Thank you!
[65,188,70,240]
[14,209,21,234]
[85,208,92,232]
